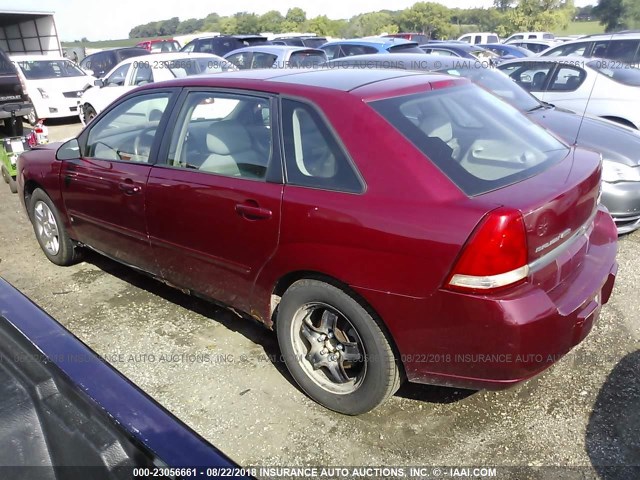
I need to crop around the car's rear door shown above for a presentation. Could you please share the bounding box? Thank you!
[61,89,177,273]
[146,89,283,313]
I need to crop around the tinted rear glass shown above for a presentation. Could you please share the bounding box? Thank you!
[288,51,327,67]
[302,38,327,48]
[370,84,568,196]
[117,49,149,61]
[388,44,424,54]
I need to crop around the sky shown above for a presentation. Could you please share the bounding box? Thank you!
[0,0,595,41]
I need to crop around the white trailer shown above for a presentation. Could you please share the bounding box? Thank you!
[0,10,62,56]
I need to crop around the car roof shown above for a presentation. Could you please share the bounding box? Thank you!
[124,52,221,62]
[322,37,417,48]
[498,56,596,66]
[550,32,640,44]
[141,68,465,100]
[421,42,479,50]
[10,54,67,62]
[224,45,324,56]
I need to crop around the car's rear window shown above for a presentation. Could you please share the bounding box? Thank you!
[289,50,327,67]
[388,44,424,54]
[369,84,569,196]
[588,60,640,86]
[302,38,327,48]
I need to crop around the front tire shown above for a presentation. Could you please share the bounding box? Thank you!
[84,104,97,124]
[29,188,82,265]
[276,279,401,415]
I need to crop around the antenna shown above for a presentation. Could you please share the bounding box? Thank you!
[572,31,617,147]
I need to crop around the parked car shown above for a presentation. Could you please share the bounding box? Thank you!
[498,57,640,129]
[503,32,555,44]
[136,38,182,53]
[320,37,424,59]
[0,276,247,475]
[224,46,326,70]
[539,32,640,64]
[383,33,430,44]
[0,47,32,135]
[325,53,640,234]
[11,55,96,124]
[271,36,328,48]
[79,47,150,78]
[457,32,500,44]
[506,40,560,54]
[180,35,269,57]
[79,52,234,124]
[478,43,533,60]
[419,42,498,61]
[17,68,617,415]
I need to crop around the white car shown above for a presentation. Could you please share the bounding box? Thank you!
[78,52,235,124]
[498,56,640,129]
[11,55,96,124]
[503,32,555,44]
[457,32,500,44]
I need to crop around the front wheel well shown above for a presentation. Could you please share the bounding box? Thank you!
[22,179,43,211]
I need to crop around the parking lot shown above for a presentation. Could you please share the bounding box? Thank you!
[0,119,636,477]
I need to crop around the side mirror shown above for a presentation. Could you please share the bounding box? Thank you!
[94,78,105,88]
[56,138,81,161]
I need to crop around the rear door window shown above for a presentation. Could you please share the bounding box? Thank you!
[603,39,640,62]
[499,62,555,92]
[226,52,253,69]
[251,52,278,69]
[547,66,586,91]
[281,99,363,193]
[341,45,378,56]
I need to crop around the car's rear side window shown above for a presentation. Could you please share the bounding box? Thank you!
[281,99,363,193]
[388,44,424,54]
[370,84,569,196]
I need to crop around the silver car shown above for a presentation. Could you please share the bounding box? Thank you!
[223,45,327,70]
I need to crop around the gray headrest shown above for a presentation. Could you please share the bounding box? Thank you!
[206,121,252,155]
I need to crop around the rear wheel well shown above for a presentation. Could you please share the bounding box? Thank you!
[271,270,406,379]
[601,116,637,130]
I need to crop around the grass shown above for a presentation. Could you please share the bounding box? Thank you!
[554,21,604,36]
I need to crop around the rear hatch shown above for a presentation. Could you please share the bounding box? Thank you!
[479,147,601,263]
[0,50,28,105]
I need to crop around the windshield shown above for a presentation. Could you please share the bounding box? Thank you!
[17,59,85,79]
[370,83,568,196]
[587,60,640,86]
[471,49,498,60]
[441,66,541,112]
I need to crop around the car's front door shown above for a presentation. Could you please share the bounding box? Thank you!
[146,90,283,313]
[61,90,175,273]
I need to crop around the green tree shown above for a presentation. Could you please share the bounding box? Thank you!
[259,10,284,32]
[234,12,260,34]
[203,12,221,32]
[176,18,205,34]
[398,2,453,39]
[345,12,398,37]
[285,7,307,26]
[593,0,626,31]
[218,16,238,34]
[498,0,574,36]
[493,0,514,11]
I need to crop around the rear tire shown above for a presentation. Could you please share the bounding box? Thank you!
[1,165,9,184]
[8,174,17,194]
[26,109,38,127]
[29,188,83,266]
[276,279,401,415]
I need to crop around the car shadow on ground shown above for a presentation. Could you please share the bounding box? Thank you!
[84,250,476,406]
[586,350,640,480]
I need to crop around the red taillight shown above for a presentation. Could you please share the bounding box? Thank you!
[446,207,529,293]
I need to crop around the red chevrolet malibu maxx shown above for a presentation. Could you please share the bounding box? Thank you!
[17,69,617,415]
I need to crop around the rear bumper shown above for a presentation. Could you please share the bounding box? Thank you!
[601,180,640,234]
[354,208,618,390]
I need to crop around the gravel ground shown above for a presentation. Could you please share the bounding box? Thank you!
[0,119,638,479]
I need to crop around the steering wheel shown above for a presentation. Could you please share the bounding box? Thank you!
[133,126,157,160]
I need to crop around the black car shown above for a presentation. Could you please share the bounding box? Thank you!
[79,47,150,78]
[181,35,269,57]
[0,47,32,135]
[271,36,328,48]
